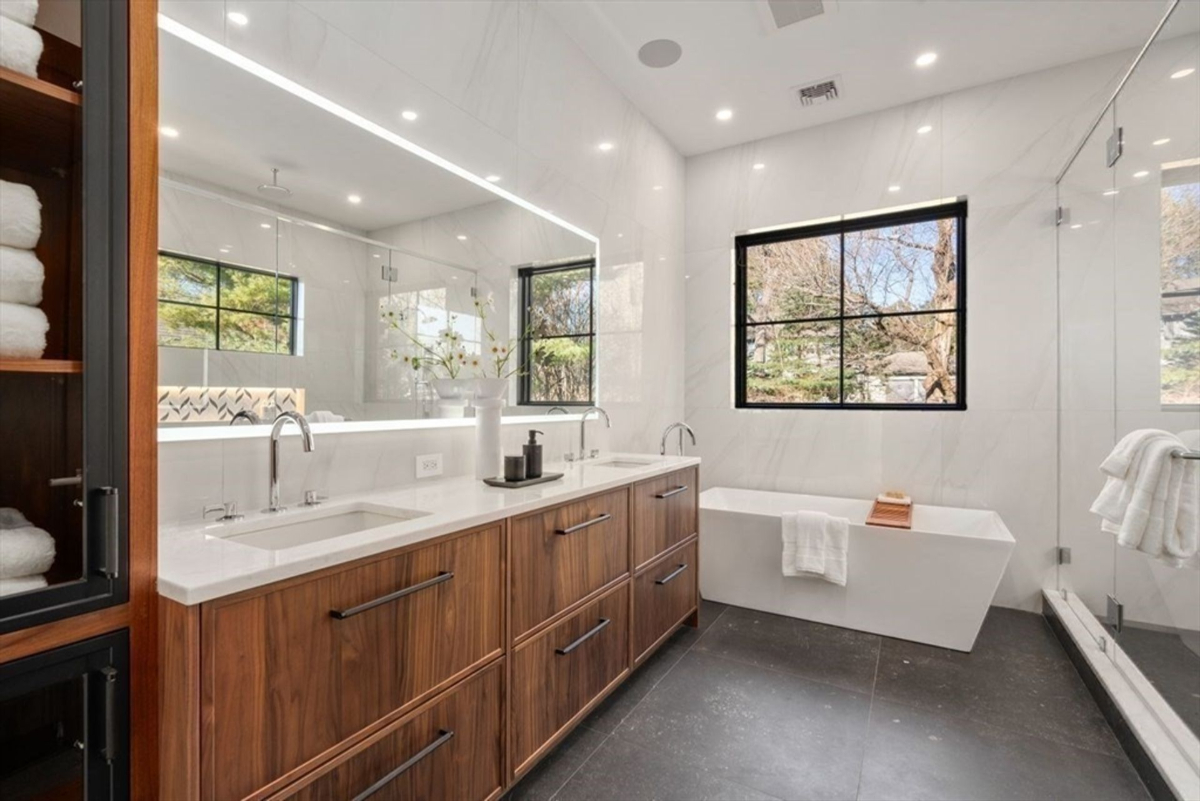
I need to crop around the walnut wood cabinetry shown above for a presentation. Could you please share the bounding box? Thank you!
[161,467,699,800]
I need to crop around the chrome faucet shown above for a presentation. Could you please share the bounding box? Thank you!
[660,422,696,456]
[267,411,315,512]
[548,406,570,415]
[577,406,611,460]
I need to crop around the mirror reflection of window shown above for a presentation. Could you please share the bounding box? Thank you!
[1160,160,1200,407]
[518,261,596,406]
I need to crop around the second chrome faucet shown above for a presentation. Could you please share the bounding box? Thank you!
[267,411,315,512]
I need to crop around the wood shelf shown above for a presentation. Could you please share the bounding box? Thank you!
[0,66,80,171]
[0,359,83,374]
[0,65,81,107]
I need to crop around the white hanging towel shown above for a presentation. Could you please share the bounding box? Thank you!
[781,510,848,586]
[0,179,42,249]
[1091,429,1199,567]
[0,1,38,27]
[0,14,43,77]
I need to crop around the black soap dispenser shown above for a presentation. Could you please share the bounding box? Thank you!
[523,430,545,479]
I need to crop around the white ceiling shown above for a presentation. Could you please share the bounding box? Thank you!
[544,0,1184,156]
[158,31,496,231]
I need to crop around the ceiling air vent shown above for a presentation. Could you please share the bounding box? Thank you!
[764,0,825,30]
[793,76,840,107]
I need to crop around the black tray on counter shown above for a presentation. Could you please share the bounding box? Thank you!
[482,471,565,489]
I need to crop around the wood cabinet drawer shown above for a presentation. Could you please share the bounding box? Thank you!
[511,583,629,772]
[510,488,629,638]
[631,468,697,570]
[633,541,698,663]
[272,661,504,801]
[203,526,503,801]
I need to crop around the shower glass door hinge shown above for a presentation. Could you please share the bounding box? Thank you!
[1106,126,1123,167]
[1056,546,1072,565]
[381,265,398,282]
[1056,206,1069,226]
[1106,595,1124,634]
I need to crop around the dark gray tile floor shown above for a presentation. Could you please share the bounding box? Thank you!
[506,602,1150,801]
[1117,625,1200,738]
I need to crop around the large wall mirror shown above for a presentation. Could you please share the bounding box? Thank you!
[156,9,597,435]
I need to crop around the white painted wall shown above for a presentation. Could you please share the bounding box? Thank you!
[157,0,686,522]
[684,46,1143,612]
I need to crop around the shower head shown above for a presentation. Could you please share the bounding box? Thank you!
[257,168,291,198]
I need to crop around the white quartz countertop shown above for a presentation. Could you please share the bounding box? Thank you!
[158,453,700,605]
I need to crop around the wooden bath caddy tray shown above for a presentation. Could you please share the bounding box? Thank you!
[866,499,912,529]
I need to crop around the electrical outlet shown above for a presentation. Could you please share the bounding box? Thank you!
[416,453,443,479]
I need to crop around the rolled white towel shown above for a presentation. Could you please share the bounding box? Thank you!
[0,0,38,27]
[0,507,30,528]
[0,300,48,358]
[306,410,345,423]
[0,179,41,249]
[0,245,43,305]
[0,15,42,77]
[0,525,54,578]
[0,574,47,597]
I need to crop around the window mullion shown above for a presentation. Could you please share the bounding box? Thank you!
[839,230,845,404]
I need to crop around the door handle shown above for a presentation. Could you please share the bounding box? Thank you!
[655,485,689,499]
[556,513,612,535]
[352,729,455,801]
[655,563,688,585]
[555,618,611,655]
[330,571,454,619]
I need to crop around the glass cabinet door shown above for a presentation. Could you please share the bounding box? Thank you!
[0,1,128,632]
[0,631,128,800]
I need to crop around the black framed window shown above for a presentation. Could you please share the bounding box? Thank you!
[1159,164,1199,406]
[157,252,298,354]
[736,200,966,409]
[518,260,595,405]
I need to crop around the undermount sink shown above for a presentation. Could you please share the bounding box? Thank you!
[216,503,429,551]
[595,458,655,469]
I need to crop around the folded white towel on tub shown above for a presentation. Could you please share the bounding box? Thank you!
[782,510,848,586]
[0,179,41,249]
[0,245,43,305]
[0,0,38,27]
[0,15,43,77]
[0,525,54,578]
[0,573,47,597]
[0,300,48,358]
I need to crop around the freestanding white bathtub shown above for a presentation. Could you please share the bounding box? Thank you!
[699,488,1015,652]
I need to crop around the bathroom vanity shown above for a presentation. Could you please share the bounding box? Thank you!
[158,456,699,801]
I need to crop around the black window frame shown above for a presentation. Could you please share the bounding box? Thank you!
[735,200,967,411]
[157,250,299,355]
[517,259,596,407]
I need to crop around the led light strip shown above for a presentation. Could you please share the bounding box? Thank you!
[157,14,599,245]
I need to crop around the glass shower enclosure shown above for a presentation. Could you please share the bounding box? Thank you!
[1055,0,1200,789]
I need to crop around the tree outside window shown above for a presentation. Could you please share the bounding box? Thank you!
[1160,165,1200,407]
[518,261,595,405]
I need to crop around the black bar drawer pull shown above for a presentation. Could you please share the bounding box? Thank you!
[655,485,689,499]
[351,729,455,801]
[95,487,119,579]
[556,513,612,536]
[655,563,689,585]
[556,617,611,655]
[100,666,118,762]
[330,571,454,619]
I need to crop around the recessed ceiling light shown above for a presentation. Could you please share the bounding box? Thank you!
[1069,223,1083,230]
[1152,138,1171,146]
[485,175,501,183]
[1133,170,1149,179]
[260,222,271,229]
[159,126,179,138]
[456,234,468,241]
[1102,189,1119,196]
[752,163,765,171]
[227,11,248,26]
[653,185,663,191]
[917,125,933,135]
[400,110,419,121]
[715,108,733,122]
[888,184,901,192]
[219,247,230,253]
[638,38,683,69]
[1171,68,1195,79]
[617,233,624,238]
[372,254,381,258]
[347,194,362,204]
[915,52,938,68]
[598,141,615,152]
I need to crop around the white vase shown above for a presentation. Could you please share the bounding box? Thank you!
[474,396,504,479]
[473,377,508,402]
[431,378,473,418]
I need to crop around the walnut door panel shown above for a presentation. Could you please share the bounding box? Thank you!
[271,661,503,801]
[509,489,629,638]
[631,468,697,570]
[510,584,629,772]
[202,526,503,801]
[633,541,698,663]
